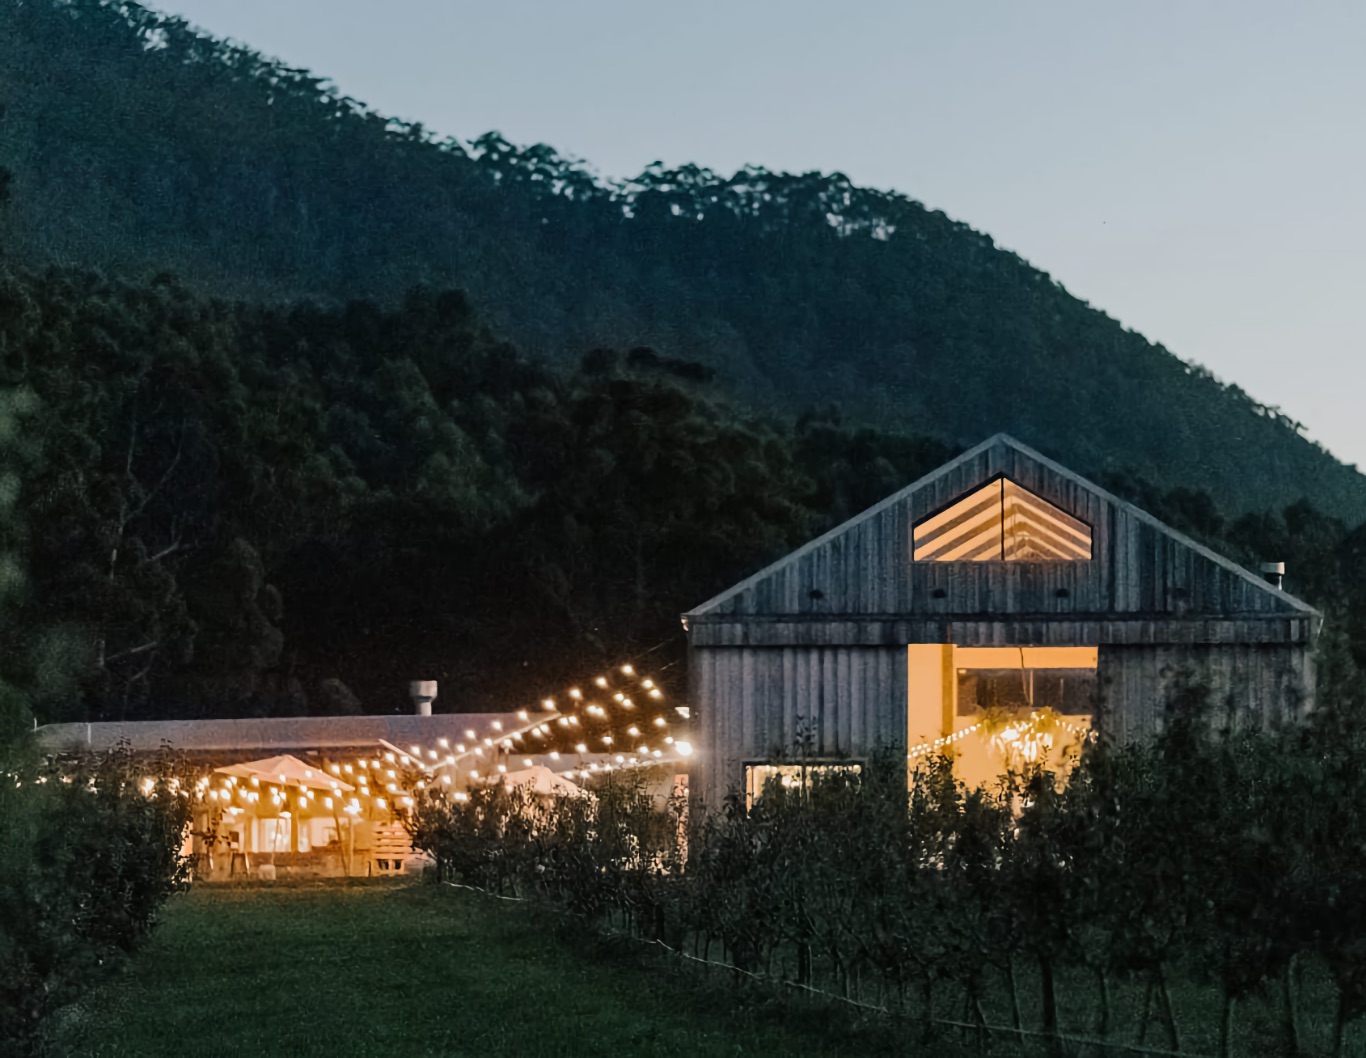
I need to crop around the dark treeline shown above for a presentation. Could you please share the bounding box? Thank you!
[4,264,1366,730]
[0,265,951,723]
[2,0,1365,523]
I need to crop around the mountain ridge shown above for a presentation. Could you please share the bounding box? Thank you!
[1,0,1362,523]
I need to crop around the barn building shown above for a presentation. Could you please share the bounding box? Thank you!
[683,434,1320,806]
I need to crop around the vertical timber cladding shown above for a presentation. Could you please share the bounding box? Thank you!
[687,644,907,810]
[684,434,1321,806]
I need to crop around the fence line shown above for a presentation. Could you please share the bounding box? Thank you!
[438,875,1214,1058]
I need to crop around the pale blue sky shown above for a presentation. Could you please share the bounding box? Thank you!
[165,0,1366,470]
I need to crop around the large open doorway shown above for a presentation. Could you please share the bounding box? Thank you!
[907,645,1096,786]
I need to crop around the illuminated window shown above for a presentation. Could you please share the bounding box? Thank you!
[744,762,862,806]
[913,478,1092,561]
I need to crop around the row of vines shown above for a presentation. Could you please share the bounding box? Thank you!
[410,683,1366,1058]
[0,745,192,1056]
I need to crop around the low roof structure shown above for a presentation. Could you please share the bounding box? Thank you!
[32,713,526,761]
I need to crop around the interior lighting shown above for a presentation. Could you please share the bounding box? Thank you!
[438,738,449,748]
[642,679,655,689]
[653,717,666,727]
[649,689,663,699]
[384,753,395,763]
[595,677,608,688]
[517,710,529,721]
[675,742,693,757]
[569,688,582,700]
[621,664,635,676]
[543,698,556,709]
[575,743,587,754]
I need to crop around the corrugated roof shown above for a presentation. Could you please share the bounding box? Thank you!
[31,713,530,756]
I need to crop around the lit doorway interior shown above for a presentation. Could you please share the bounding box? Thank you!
[907,645,1097,786]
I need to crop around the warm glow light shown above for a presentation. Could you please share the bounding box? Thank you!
[575,743,587,754]
[438,737,449,748]
[602,736,613,745]
[384,753,395,763]
[653,717,666,727]
[675,741,693,757]
[517,710,529,721]
[649,689,663,699]
[627,726,640,737]
[549,751,560,761]
[569,688,582,700]
[491,721,503,731]
[595,677,608,688]
[621,664,635,676]
[543,698,556,709]
[642,679,654,689]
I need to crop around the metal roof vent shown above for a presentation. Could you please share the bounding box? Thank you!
[1260,562,1285,590]
[409,680,437,716]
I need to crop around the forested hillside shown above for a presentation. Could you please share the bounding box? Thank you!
[2,0,1363,523]
[2,265,1365,726]
[0,266,966,720]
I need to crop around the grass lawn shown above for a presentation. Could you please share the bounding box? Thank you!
[53,881,951,1058]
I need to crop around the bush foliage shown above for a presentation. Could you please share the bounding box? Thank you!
[0,745,191,1055]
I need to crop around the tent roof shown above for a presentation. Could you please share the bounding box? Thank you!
[215,754,354,792]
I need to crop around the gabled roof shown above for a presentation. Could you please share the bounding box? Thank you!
[685,433,1318,619]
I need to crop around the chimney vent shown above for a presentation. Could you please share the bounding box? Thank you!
[409,680,437,716]
[1259,561,1285,590]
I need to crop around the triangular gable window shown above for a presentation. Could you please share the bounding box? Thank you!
[913,478,1092,561]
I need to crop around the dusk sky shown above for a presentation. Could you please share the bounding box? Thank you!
[164,0,1365,469]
